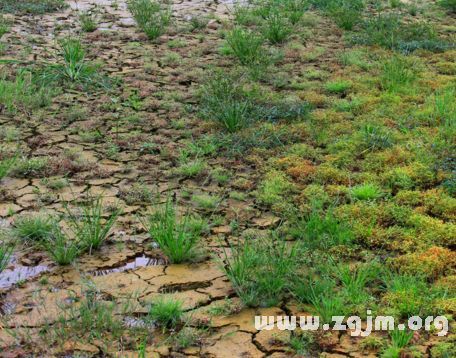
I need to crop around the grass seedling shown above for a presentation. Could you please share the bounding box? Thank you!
[127,0,172,40]
[0,241,14,274]
[189,15,209,30]
[147,294,185,329]
[388,327,414,348]
[63,189,124,250]
[0,13,11,39]
[139,188,202,263]
[74,6,100,32]
[13,213,56,242]
[325,79,352,93]
[0,34,115,93]
[40,223,85,265]
[351,184,382,201]
[225,26,264,66]
[262,8,296,44]
[0,142,20,181]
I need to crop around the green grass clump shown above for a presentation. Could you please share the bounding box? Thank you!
[74,7,100,32]
[325,79,352,93]
[0,143,20,181]
[139,189,202,263]
[0,241,13,275]
[351,11,453,53]
[0,35,115,93]
[351,184,382,201]
[0,73,59,114]
[13,213,56,242]
[440,0,456,12]
[0,13,11,39]
[0,0,68,15]
[127,0,172,40]
[147,295,185,328]
[63,191,124,250]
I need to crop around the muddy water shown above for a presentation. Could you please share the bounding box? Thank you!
[0,263,50,289]
[88,253,168,276]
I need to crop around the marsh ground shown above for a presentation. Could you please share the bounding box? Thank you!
[1,0,456,357]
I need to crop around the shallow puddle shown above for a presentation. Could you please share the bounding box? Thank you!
[0,265,50,289]
[88,253,168,276]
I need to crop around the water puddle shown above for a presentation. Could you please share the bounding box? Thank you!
[0,265,50,289]
[88,253,168,276]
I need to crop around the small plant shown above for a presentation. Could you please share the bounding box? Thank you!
[178,160,206,177]
[388,328,414,348]
[227,3,251,25]
[0,13,11,39]
[439,0,456,12]
[360,335,386,351]
[225,27,264,66]
[327,0,364,30]
[0,240,13,275]
[379,54,422,93]
[351,184,382,201]
[0,0,68,14]
[189,15,209,30]
[0,34,115,93]
[262,8,296,44]
[63,189,124,250]
[74,6,99,32]
[139,189,202,263]
[0,142,20,181]
[193,193,221,209]
[13,213,56,242]
[360,124,393,152]
[310,289,350,324]
[127,0,172,40]
[325,79,351,93]
[147,294,185,328]
[282,330,314,356]
[40,222,86,265]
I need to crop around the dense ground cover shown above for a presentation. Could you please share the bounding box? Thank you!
[0,0,456,357]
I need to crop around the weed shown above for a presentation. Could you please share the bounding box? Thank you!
[326,0,364,30]
[0,13,11,39]
[13,213,56,242]
[62,189,124,250]
[282,330,314,356]
[334,260,381,304]
[139,189,202,263]
[227,3,252,25]
[0,240,13,275]
[178,160,206,177]
[0,72,59,114]
[351,184,382,201]
[225,27,264,66]
[381,345,401,358]
[0,34,115,93]
[147,294,185,329]
[189,15,209,30]
[262,9,296,44]
[40,222,85,265]
[0,143,20,181]
[325,79,351,93]
[379,54,422,93]
[388,327,414,348]
[351,12,452,53]
[310,289,350,324]
[193,193,221,209]
[439,0,456,12]
[74,6,100,32]
[127,0,172,40]
[205,297,243,315]
[291,202,355,250]
[360,124,393,152]
[0,0,68,14]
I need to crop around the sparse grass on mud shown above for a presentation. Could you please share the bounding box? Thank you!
[2,0,456,356]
